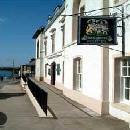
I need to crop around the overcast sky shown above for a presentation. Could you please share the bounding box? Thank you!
[0,0,63,67]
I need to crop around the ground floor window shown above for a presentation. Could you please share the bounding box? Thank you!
[73,57,82,91]
[120,58,130,103]
[62,61,64,84]
[45,64,47,77]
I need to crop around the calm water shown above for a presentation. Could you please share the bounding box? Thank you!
[0,70,12,77]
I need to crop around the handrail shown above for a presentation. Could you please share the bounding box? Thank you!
[27,78,48,116]
[22,74,27,83]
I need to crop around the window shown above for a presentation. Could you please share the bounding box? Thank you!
[44,41,47,56]
[73,57,82,91]
[76,58,82,90]
[48,69,51,76]
[61,25,65,48]
[45,64,47,77]
[24,66,26,71]
[62,61,64,84]
[37,40,39,58]
[51,33,55,53]
[57,64,61,75]
[80,6,85,16]
[114,0,119,4]
[114,0,124,4]
[120,58,130,102]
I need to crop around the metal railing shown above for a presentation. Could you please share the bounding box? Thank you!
[27,78,48,116]
[22,74,27,83]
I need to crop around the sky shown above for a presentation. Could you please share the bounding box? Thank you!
[0,0,63,67]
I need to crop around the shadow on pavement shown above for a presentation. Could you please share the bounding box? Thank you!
[0,112,7,126]
[0,93,25,100]
[0,85,4,89]
[47,106,57,119]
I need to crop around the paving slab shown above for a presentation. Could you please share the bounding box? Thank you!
[32,79,129,130]
[0,79,129,130]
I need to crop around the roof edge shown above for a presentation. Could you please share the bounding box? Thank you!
[32,26,45,39]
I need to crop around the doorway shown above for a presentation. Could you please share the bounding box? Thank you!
[51,62,56,85]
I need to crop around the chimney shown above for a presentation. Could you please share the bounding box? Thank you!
[54,5,61,15]
[47,15,53,24]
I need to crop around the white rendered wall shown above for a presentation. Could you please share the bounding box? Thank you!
[109,0,130,123]
[35,33,44,81]
[43,0,110,114]
[35,59,40,80]
[44,9,65,85]
[64,0,104,101]
[64,44,102,100]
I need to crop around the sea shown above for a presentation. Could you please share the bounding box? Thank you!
[0,71,14,87]
[0,70,12,78]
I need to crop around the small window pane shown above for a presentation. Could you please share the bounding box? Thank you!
[74,58,82,91]
[128,68,130,76]
[114,0,119,4]
[80,6,85,16]
[57,64,61,75]
[79,74,82,88]
[122,59,127,66]
[128,60,130,66]
[122,67,127,76]
[48,69,51,76]
[77,74,82,89]
[125,78,130,88]
[77,59,82,73]
[78,60,81,73]
[125,89,129,100]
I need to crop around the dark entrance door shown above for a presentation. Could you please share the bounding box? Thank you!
[51,62,56,85]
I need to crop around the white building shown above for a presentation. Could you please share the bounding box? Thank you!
[109,0,130,123]
[33,27,44,81]
[33,0,130,123]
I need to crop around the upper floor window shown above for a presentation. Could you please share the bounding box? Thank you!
[37,40,39,58]
[51,33,55,53]
[114,0,120,4]
[114,0,124,4]
[80,6,85,16]
[61,24,65,48]
[45,64,47,77]
[50,28,56,53]
[73,57,82,91]
[44,41,47,56]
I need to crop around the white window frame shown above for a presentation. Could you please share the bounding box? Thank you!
[75,58,82,91]
[120,59,130,104]
[37,40,40,59]
[45,64,47,77]
[51,33,55,53]
[114,0,119,4]
[44,40,47,56]
[80,5,85,16]
[62,24,65,49]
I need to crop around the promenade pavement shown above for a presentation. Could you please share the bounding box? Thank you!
[32,79,129,130]
[0,79,129,130]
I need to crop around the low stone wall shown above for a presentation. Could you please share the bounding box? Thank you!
[20,78,26,91]
[20,78,52,118]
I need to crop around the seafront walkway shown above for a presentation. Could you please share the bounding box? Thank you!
[0,79,129,130]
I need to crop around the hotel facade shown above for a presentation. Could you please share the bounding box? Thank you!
[33,0,130,123]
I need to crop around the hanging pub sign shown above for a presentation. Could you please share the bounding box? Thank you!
[77,16,117,45]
